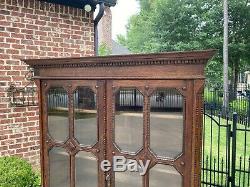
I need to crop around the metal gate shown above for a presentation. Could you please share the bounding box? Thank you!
[201,104,250,187]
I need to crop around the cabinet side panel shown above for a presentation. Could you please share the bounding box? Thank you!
[192,79,205,187]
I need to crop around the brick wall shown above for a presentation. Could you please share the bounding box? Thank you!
[98,6,112,49]
[0,0,94,166]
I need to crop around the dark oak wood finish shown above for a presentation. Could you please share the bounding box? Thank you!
[24,50,216,187]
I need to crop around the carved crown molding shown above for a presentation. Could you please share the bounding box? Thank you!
[32,59,208,69]
[22,50,217,69]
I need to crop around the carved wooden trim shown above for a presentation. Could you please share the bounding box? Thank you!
[23,50,216,69]
[30,59,209,69]
[192,80,205,187]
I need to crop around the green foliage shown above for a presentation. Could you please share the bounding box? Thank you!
[122,0,250,86]
[204,87,249,115]
[204,88,223,106]
[98,42,112,56]
[205,61,224,88]
[230,99,249,116]
[0,156,41,187]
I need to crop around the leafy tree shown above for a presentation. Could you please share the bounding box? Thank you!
[120,0,250,96]
[99,42,112,56]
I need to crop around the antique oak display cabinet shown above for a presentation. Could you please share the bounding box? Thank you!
[24,50,215,187]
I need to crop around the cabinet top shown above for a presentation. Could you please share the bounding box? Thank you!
[23,50,216,80]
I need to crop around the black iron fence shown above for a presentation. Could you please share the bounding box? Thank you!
[204,85,250,125]
[202,104,250,187]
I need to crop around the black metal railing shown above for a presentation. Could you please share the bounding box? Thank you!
[202,104,250,187]
[204,85,250,125]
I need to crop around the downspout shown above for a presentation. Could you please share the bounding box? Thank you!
[94,2,105,56]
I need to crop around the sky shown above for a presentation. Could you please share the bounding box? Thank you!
[111,0,140,40]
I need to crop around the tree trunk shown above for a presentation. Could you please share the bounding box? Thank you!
[223,0,229,111]
[231,61,239,100]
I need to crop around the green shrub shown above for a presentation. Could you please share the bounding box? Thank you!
[0,156,41,187]
[230,99,249,116]
[204,88,223,106]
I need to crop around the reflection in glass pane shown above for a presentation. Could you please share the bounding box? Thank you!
[115,170,142,187]
[74,87,97,146]
[149,164,182,187]
[48,87,69,142]
[115,88,143,153]
[150,88,184,158]
[49,147,70,187]
[75,151,98,187]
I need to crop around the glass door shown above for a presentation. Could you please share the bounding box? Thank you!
[42,79,192,187]
[106,80,192,187]
[42,80,106,187]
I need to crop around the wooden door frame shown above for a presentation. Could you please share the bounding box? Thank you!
[105,79,194,187]
[40,80,107,187]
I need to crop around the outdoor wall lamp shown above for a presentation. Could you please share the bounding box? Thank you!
[84,4,92,12]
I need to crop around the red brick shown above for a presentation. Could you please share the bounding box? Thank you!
[0,0,94,166]
[6,27,20,33]
[12,65,26,70]
[12,22,25,28]
[16,148,28,153]
[0,108,11,113]
[34,30,47,36]
[23,112,36,116]
[23,142,35,147]
[0,146,8,151]
[0,114,7,119]
[16,137,28,143]
[0,9,11,15]
[9,133,22,139]
[15,117,27,123]
[0,103,8,108]
[26,24,38,30]
[5,60,20,65]
[6,49,19,54]
[13,107,26,112]
[7,38,20,44]
[7,71,20,76]
[24,132,36,136]
[23,122,35,127]
[28,116,39,121]
[0,119,13,124]
[28,126,38,131]
[0,135,8,140]
[0,43,11,48]
[8,113,22,118]
[21,29,34,35]
[10,11,24,17]
[11,33,25,39]
[9,144,21,149]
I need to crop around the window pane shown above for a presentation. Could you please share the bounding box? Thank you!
[150,88,184,158]
[48,87,69,142]
[115,88,143,154]
[149,164,182,187]
[49,147,70,187]
[115,170,142,187]
[74,87,97,147]
[75,151,98,187]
